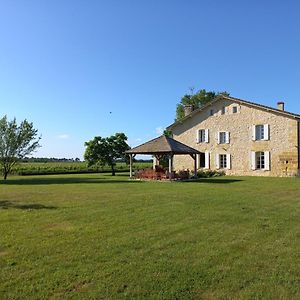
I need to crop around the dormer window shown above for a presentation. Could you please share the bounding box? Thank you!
[221,107,226,115]
[232,106,238,113]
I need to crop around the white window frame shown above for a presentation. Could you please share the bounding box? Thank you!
[251,151,270,171]
[218,131,230,144]
[219,154,227,169]
[197,152,210,169]
[252,124,269,141]
[197,129,209,143]
[216,153,231,169]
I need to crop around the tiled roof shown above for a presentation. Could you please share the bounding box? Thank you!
[125,135,200,155]
[167,95,300,130]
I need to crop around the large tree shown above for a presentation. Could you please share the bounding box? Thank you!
[84,133,130,176]
[176,89,229,121]
[0,116,41,180]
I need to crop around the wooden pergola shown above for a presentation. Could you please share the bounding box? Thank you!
[125,135,201,179]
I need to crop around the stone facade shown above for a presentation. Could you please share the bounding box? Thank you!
[169,98,300,177]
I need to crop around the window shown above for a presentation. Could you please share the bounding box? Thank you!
[199,153,205,168]
[198,129,206,143]
[255,125,264,140]
[218,131,229,144]
[210,109,214,116]
[221,107,226,115]
[197,152,210,169]
[220,154,227,168]
[256,152,265,169]
[219,132,226,144]
[232,106,238,113]
[197,129,209,143]
[216,153,231,169]
[251,151,270,170]
[253,124,269,141]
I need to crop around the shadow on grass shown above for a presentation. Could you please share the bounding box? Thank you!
[0,176,141,185]
[183,178,243,184]
[0,200,57,210]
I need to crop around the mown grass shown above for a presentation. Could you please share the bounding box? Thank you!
[0,174,299,299]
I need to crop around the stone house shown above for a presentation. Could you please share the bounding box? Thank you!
[166,95,300,177]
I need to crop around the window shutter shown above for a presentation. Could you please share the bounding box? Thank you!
[196,130,200,143]
[227,154,231,169]
[251,151,256,170]
[215,154,220,169]
[263,124,269,140]
[205,152,210,169]
[264,151,270,170]
[252,125,256,141]
[225,132,230,144]
[205,129,209,143]
[217,132,220,144]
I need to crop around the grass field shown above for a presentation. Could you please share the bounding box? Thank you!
[12,161,152,176]
[0,174,299,299]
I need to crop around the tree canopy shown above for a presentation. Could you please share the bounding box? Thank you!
[84,133,130,176]
[176,89,229,121]
[0,116,41,180]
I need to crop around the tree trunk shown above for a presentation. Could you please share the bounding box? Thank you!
[3,171,8,180]
[111,165,115,176]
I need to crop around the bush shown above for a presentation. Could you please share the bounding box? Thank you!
[177,170,190,180]
[196,170,225,178]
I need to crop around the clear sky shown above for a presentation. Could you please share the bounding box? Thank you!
[1,0,300,159]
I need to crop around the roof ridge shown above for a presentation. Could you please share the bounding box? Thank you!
[221,95,300,118]
[125,135,200,154]
[128,135,163,151]
[167,95,300,130]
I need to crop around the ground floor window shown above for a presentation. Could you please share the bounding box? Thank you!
[220,154,227,169]
[199,152,205,168]
[256,152,265,169]
[251,151,270,171]
[216,153,231,170]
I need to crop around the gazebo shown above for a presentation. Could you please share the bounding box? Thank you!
[125,135,201,179]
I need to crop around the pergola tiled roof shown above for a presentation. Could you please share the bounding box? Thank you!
[125,135,200,179]
[125,135,200,155]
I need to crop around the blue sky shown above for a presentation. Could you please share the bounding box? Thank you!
[1,0,300,159]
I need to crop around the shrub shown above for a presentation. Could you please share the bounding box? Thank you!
[177,170,190,180]
[197,170,225,178]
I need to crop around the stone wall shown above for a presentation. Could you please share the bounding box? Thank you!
[171,99,299,176]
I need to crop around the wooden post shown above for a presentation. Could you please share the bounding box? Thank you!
[168,154,173,180]
[129,154,133,178]
[190,154,197,178]
[194,154,197,178]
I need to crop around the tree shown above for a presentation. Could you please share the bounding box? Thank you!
[0,116,41,180]
[84,133,130,176]
[175,88,229,121]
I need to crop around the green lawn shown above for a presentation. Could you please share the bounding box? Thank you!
[0,174,299,299]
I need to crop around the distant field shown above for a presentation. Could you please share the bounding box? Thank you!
[0,174,299,299]
[12,161,152,176]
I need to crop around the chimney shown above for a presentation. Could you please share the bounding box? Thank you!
[277,101,285,111]
[183,105,194,117]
